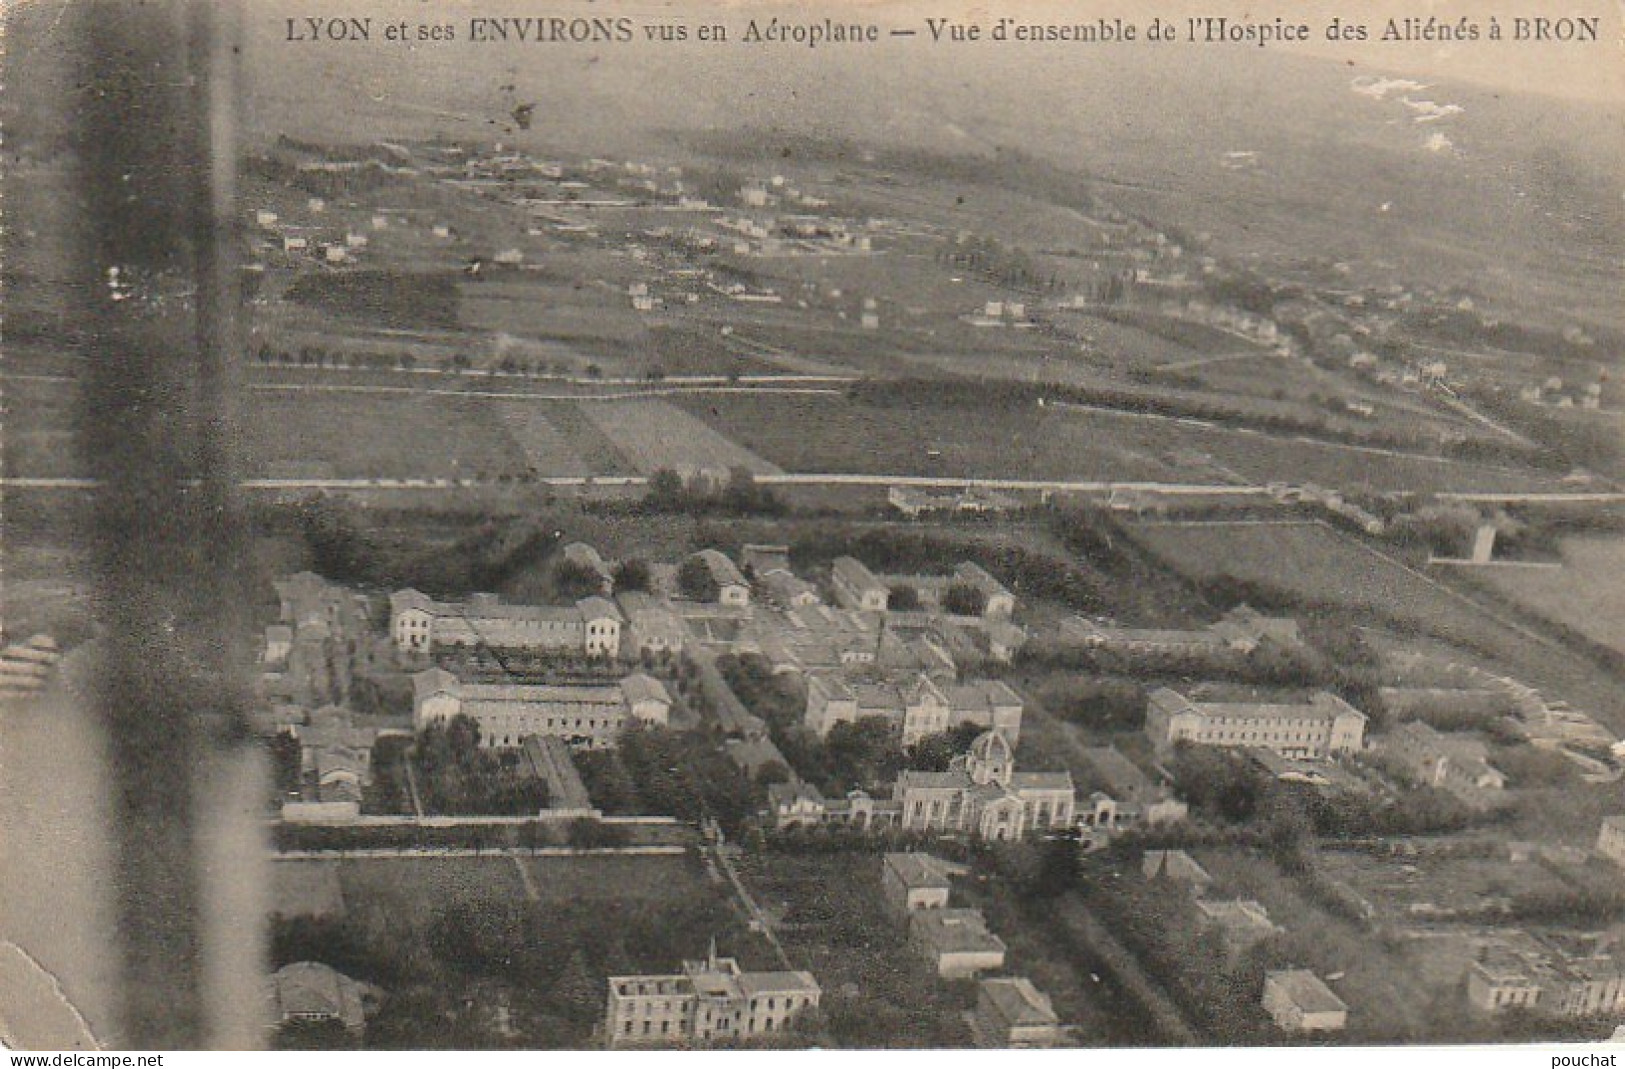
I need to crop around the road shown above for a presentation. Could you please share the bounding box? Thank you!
[0,942,101,1050]
[270,845,689,859]
[8,472,1624,508]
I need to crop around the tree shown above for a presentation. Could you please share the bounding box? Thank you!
[887,584,923,612]
[269,730,304,794]
[552,558,606,600]
[677,556,720,602]
[942,582,987,617]
[824,717,904,791]
[1167,743,1263,823]
[754,761,792,789]
[551,948,599,1023]
[645,468,685,511]
[567,817,631,849]
[904,723,984,772]
[447,714,482,762]
[613,558,651,593]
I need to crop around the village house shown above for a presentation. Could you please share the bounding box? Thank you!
[1467,935,1625,1018]
[275,571,370,641]
[894,730,1074,840]
[765,780,834,828]
[830,557,890,613]
[908,908,1007,979]
[881,852,953,917]
[687,550,752,608]
[390,590,622,659]
[604,947,820,1047]
[615,592,690,659]
[1080,746,1189,830]
[1262,970,1348,1033]
[1379,721,1506,800]
[1195,899,1282,960]
[804,672,1023,746]
[267,962,374,1037]
[1064,604,1299,659]
[883,562,1016,620]
[756,603,883,675]
[411,668,670,749]
[972,977,1061,1048]
[759,569,821,610]
[1146,688,1367,759]
[888,486,1020,520]
[1598,816,1625,867]
[263,624,294,667]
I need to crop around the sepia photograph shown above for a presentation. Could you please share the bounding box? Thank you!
[1,0,1622,1055]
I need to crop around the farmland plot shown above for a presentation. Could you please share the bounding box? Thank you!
[580,398,781,475]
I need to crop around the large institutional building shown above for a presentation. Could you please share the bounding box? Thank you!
[1145,687,1367,758]
[804,672,1023,746]
[390,589,623,658]
[604,948,821,1048]
[894,730,1074,839]
[411,668,671,748]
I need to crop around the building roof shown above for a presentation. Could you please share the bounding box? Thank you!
[412,667,459,701]
[1211,604,1300,647]
[884,852,952,891]
[768,780,826,809]
[414,668,634,707]
[1010,771,1075,791]
[969,729,1014,767]
[1152,688,1367,724]
[832,556,884,592]
[562,542,609,573]
[895,768,972,792]
[954,561,1010,598]
[736,970,821,998]
[268,962,369,1029]
[1266,970,1347,1014]
[979,977,1059,1028]
[692,549,748,590]
[1197,899,1280,934]
[761,569,819,604]
[578,596,623,623]
[620,673,671,706]
[910,909,1006,956]
[1082,746,1157,802]
[944,680,1023,711]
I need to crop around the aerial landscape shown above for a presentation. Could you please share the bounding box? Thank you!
[2,0,1624,1051]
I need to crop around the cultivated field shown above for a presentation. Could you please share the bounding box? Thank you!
[1134,520,1513,640]
[1476,537,1625,657]
[1191,846,1452,1043]
[579,398,781,475]
[490,402,593,477]
[2,376,80,479]
[672,394,1185,482]
[246,392,530,480]
[1134,520,1625,733]
[1314,847,1604,919]
[736,851,973,1049]
[268,854,715,925]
